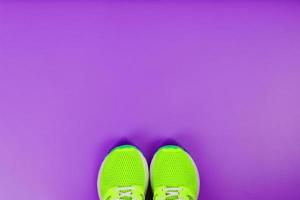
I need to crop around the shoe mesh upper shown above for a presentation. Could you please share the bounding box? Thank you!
[99,146,147,198]
[151,146,199,198]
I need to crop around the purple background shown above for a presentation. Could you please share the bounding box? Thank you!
[1,1,300,200]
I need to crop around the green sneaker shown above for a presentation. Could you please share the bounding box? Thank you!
[97,145,149,200]
[150,145,200,200]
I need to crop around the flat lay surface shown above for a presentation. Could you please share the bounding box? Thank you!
[1,1,300,200]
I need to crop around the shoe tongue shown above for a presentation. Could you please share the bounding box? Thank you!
[108,194,134,200]
[165,196,192,200]
[166,196,178,200]
[121,197,132,200]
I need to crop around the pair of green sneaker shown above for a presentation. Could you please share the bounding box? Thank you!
[98,145,200,200]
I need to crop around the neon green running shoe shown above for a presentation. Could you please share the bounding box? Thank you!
[150,145,200,200]
[97,145,149,200]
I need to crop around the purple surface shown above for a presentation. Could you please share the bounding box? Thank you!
[1,1,300,200]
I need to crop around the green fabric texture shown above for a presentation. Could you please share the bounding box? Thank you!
[98,145,148,200]
[151,145,200,200]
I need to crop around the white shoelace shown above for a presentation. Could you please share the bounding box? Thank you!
[114,186,137,200]
[161,187,183,200]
